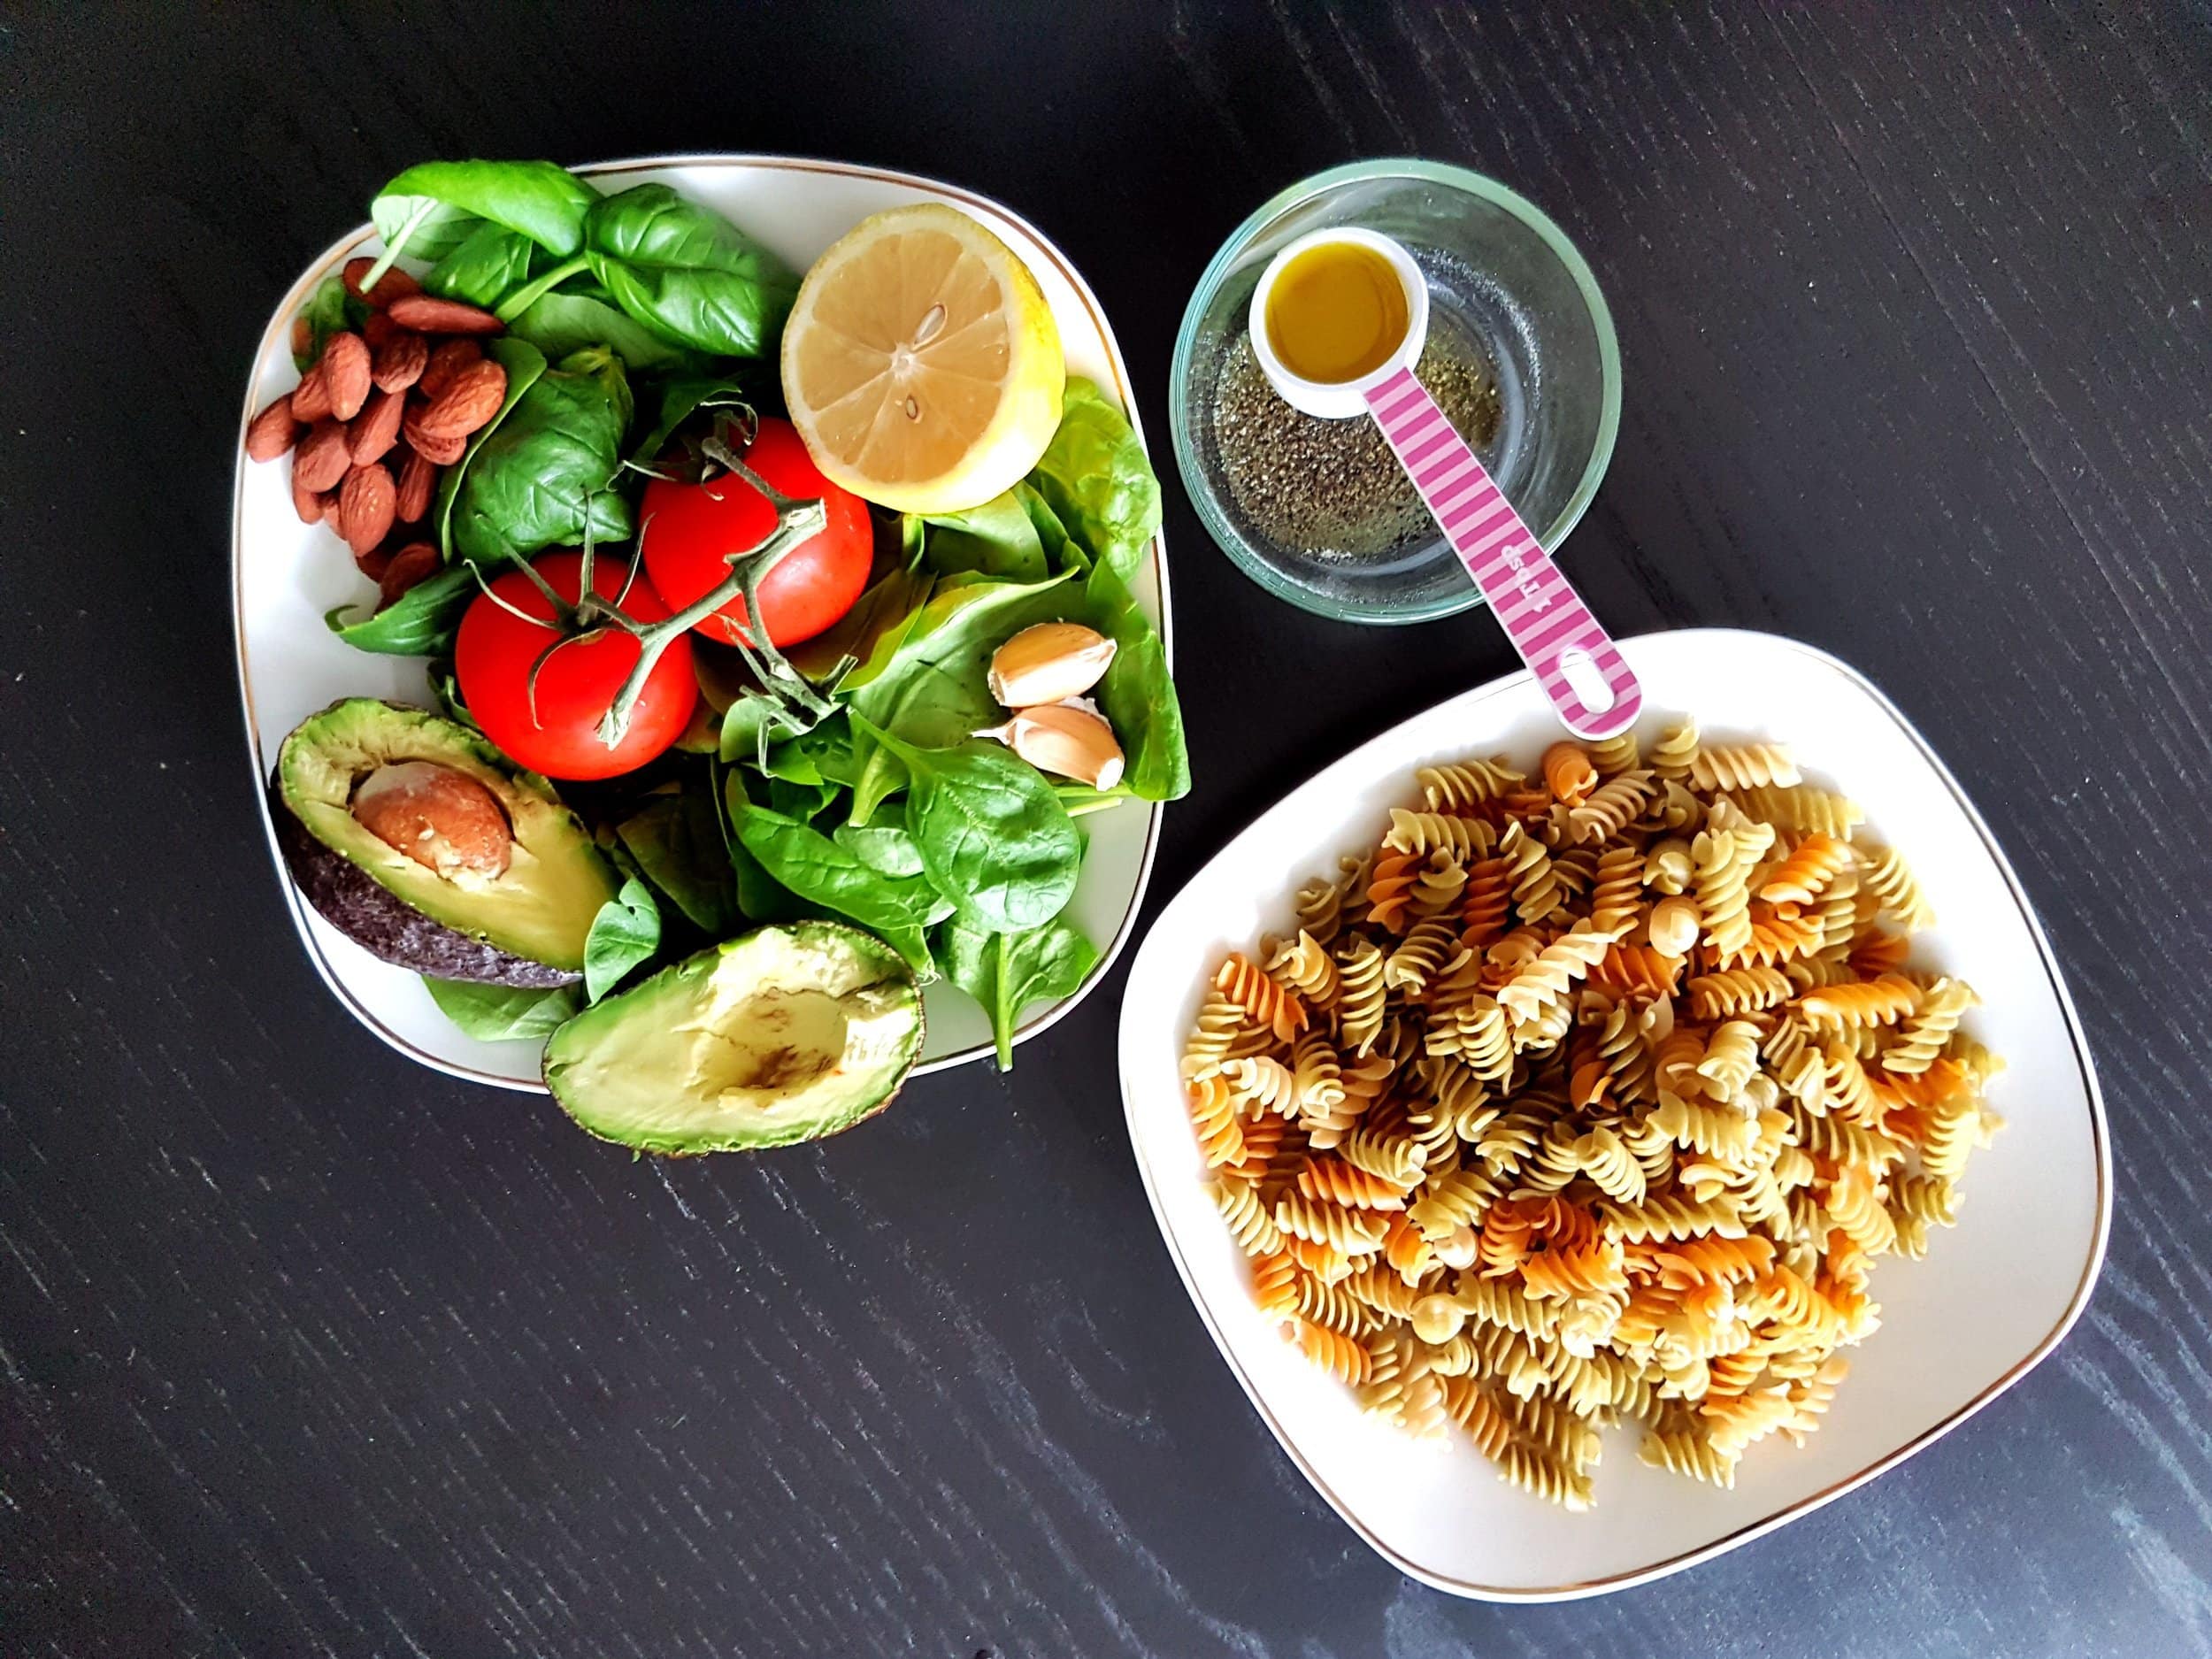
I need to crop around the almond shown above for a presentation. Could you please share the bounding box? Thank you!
[348,388,405,465]
[387,293,503,334]
[340,463,397,557]
[353,539,396,585]
[290,362,333,423]
[371,330,428,393]
[320,331,372,421]
[245,395,300,462]
[402,404,467,465]
[290,472,325,525]
[395,447,437,523]
[378,541,442,611]
[417,339,483,402]
[289,314,315,362]
[294,419,354,492]
[415,359,508,441]
[342,256,423,309]
[362,309,398,351]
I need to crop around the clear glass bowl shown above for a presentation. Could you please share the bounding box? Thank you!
[1171,160,1621,626]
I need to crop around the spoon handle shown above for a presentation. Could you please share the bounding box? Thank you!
[1364,367,1641,741]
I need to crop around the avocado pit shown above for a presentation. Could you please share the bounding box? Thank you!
[351,761,514,879]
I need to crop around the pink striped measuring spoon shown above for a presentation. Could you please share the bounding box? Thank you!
[1248,229,1641,740]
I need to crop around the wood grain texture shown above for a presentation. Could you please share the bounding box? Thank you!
[3,2,2208,1654]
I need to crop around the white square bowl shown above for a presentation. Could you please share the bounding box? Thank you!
[1116,628,2108,1599]
[232,155,1169,1088]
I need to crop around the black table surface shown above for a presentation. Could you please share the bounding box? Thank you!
[5,4,2208,1655]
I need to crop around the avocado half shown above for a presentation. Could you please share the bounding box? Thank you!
[272,698,618,987]
[543,922,925,1153]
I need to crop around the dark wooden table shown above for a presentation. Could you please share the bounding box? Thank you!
[5,4,2207,1654]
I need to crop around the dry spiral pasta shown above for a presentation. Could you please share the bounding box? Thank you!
[1179,715,2003,1508]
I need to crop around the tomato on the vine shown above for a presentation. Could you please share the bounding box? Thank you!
[641,417,874,649]
[455,550,697,781]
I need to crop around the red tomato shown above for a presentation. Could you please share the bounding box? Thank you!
[455,550,697,780]
[641,417,873,649]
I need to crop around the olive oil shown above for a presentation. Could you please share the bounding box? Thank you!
[1263,238,1410,384]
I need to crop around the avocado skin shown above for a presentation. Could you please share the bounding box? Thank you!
[268,776,580,988]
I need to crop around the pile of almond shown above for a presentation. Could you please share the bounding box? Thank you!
[246,259,509,611]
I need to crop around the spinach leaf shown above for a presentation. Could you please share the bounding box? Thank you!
[718,695,801,770]
[324,563,476,657]
[1080,558,1191,802]
[434,336,548,560]
[763,720,861,790]
[584,876,662,1002]
[423,221,540,309]
[734,805,949,975]
[850,719,1080,933]
[429,661,482,732]
[1025,377,1161,586]
[449,345,634,567]
[422,977,581,1042]
[509,289,702,374]
[833,812,926,879]
[766,773,839,823]
[841,570,1075,820]
[787,566,934,693]
[618,789,738,935]
[937,912,1101,1070]
[715,763,799,922]
[295,275,365,371]
[1015,481,1074,571]
[583,184,797,358]
[922,491,1047,580]
[370,158,598,266]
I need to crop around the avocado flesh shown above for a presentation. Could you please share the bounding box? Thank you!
[543,923,924,1153]
[274,699,616,982]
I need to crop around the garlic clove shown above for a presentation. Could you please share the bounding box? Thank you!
[987,622,1117,708]
[973,700,1125,790]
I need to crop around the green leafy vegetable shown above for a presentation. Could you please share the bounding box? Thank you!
[833,811,926,879]
[851,718,1080,933]
[423,221,539,309]
[1080,558,1190,802]
[433,336,548,560]
[508,289,702,374]
[449,345,634,567]
[715,764,799,922]
[1015,481,1073,570]
[733,805,950,974]
[787,566,935,694]
[294,275,365,371]
[921,492,1047,580]
[582,184,797,358]
[628,373,755,467]
[422,978,581,1042]
[368,158,598,270]
[584,876,661,1002]
[324,563,476,657]
[618,790,738,934]
[937,912,1101,1069]
[1025,377,1161,585]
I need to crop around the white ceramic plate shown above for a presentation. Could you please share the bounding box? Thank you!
[234,156,1169,1089]
[1117,628,2108,1600]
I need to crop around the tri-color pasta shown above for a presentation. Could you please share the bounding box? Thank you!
[1180,717,2003,1509]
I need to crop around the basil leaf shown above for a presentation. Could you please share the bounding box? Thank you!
[618,790,738,935]
[370,159,598,264]
[583,876,661,1002]
[324,563,476,657]
[434,337,548,559]
[1025,377,1161,586]
[937,912,1101,1070]
[1080,558,1190,803]
[508,289,703,374]
[422,977,580,1042]
[449,346,634,567]
[853,722,1080,933]
[922,491,1047,580]
[582,184,797,358]
[734,805,949,975]
[423,221,540,309]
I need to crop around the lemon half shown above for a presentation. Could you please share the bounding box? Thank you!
[781,204,1064,515]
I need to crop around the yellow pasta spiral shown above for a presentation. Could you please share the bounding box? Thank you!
[1265,928,1340,1006]
[1691,742,1801,793]
[1417,756,1524,810]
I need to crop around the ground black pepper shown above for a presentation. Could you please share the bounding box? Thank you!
[1210,324,1502,559]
